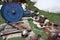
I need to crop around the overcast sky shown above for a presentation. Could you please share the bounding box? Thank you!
[31,0,60,13]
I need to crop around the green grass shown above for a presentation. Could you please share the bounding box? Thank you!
[0,37,3,40]
[28,19,48,40]
[8,37,23,40]
[0,37,24,40]
[0,14,5,24]
[39,10,60,23]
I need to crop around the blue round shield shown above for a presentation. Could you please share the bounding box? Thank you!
[1,2,23,22]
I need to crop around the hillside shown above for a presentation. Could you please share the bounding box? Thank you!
[26,0,60,23]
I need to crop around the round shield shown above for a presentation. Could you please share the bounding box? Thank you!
[1,2,23,22]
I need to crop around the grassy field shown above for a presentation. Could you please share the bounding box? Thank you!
[0,37,3,40]
[0,37,23,40]
[8,37,23,40]
[0,14,5,24]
